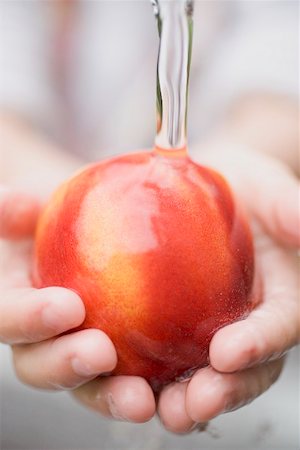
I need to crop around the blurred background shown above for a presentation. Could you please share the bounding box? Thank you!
[0,1,299,449]
[0,0,298,157]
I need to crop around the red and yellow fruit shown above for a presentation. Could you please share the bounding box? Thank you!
[33,150,255,390]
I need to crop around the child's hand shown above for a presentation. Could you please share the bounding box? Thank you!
[0,188,156,422]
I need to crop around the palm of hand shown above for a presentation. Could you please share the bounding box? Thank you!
[0,147,298,432]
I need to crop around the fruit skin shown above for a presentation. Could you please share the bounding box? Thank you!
[33,150,255,390]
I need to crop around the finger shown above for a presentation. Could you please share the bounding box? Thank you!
[0,187,41,239]
[186,359,284,423]
[0,287,85,344]
[73,375,156,423]
[210,242,299,373]
[157,381,196,434]
[12,329,117,390]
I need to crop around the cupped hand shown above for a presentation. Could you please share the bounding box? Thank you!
[156,146,299,433]
[0,188,156,423]
[2,145,298,430]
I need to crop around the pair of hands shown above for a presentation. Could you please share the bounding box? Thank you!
[0,144,299,434]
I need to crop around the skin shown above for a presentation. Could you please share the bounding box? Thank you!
[0,96,299,431]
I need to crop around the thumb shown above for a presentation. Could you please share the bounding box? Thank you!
[0,187,41,240]
[209,240,299,373]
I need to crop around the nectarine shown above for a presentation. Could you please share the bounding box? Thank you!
[33,150,255,390]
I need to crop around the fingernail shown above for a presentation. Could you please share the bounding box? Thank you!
[222,399,247,415]
[193,422,209,433]
[106,392,129,421]
[71,357,100,377]
[222,401,235,414]
[187,422,199,432]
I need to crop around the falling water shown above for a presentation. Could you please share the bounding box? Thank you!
[151,0,194,153]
